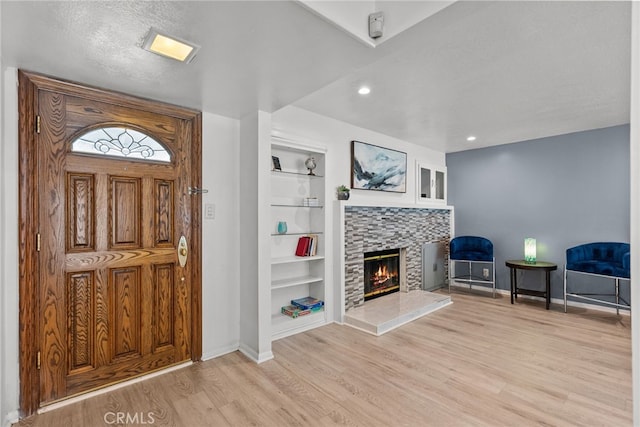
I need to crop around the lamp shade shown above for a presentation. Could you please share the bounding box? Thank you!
[524,238,536,263]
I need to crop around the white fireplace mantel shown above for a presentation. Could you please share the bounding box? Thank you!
[338,200,454,210]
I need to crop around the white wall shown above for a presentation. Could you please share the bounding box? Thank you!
[1,67,20,427]
[272,105,446,206]
[630,3,639,424]
[201,111,241,360]
[1,8,5,422]
[272,105,447,324]
[238,111,274,363]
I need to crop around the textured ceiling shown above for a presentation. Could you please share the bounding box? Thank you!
[0,1,631,153]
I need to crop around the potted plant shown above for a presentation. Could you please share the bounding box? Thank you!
[337,185,350,200]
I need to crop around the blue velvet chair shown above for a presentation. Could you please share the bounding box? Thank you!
[563,242,630,313]
[449,236,496,297]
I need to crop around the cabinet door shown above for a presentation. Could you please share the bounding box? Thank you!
[434,169,446,201]
[416,161,447,204]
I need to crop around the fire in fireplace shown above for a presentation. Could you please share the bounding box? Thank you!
[363,249,400,301]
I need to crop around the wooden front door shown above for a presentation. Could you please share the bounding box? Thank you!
[18,71,202,414]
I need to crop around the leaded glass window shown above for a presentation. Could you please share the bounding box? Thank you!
[71,127,171,163]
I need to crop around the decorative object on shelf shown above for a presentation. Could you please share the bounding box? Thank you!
[304,156,317,175]
[351,140,406,193]
[337,185,350,200]
[524,238,536,264]
[272,155,282,171]
[277,221,288,234]
[303,197,319,206]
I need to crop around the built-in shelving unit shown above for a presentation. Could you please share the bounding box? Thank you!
[269,136,328,340]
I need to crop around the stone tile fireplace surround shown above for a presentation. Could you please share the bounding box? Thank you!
[343,205,452,313]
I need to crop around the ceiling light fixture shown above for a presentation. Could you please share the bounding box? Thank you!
[358,86,371,95]
[466,136,477,142]
[142,28,200,63]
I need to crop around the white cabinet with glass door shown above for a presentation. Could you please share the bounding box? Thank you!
[416,161,447,204]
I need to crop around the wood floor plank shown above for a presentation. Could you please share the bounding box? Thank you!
[15,291,632,426]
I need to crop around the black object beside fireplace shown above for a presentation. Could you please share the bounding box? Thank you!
[363,249,400,301]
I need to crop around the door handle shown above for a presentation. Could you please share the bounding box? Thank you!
[178,235,188,267]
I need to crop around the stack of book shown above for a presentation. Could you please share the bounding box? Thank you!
[291,296,324,310]
[281,305,311,318]
[295,234,319,257]
[281,297,325,318]
[303,197,320,207]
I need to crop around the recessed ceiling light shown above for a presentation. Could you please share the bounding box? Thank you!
[466,136,477,142]
[142,28,200,63]
[358,86,371,95]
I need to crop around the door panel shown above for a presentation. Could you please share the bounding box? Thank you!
[67,271,95,374]
[109,176,142,249]
[154,180,174,247]
[110,266,141,359]
[67,173,95,252]
[153,264,175,350]
[26,76,200,406]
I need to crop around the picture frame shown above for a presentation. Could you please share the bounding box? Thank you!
[351,140,407,193]
[272,155,282,171]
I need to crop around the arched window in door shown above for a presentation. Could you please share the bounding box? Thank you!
[71,126,171,163]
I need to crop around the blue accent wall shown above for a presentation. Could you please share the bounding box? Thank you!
[446,125,630,300]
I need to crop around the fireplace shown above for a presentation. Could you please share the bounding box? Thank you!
[363,249,400,301]
[342,206,451,313]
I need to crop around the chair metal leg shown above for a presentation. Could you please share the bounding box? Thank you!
[448,258,452,294]
[563,266,568,313]
[616,277,620,315]
[467,261,472,291]
[492,257,496,298]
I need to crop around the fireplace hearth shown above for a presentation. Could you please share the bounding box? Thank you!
[363,249,400,301]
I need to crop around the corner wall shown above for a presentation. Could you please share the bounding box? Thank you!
[238,111,273,362]
[630,3,639,423]
[446,125,630,299]
[201,111,241,360]
[1,67,20,427]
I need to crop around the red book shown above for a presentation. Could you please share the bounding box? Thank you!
[295,236,311,256]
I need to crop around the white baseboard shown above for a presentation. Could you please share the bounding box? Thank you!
[201,342,240,361]
[237,343,274,364]
[4,410,19,427]
[449,281,630,316]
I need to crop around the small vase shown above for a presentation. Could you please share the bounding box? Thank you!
[337,191,350,200]
[277,221,288,234]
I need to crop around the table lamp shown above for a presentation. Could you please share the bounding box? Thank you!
[524,238,536,264]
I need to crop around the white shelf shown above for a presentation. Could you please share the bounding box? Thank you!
[271,170,324,178]
[270,231,324,236]
[271,310,326,340]
[271,255,325,265]
[272,275,323,290]
[271,204,324,208]
[269,136,328,343]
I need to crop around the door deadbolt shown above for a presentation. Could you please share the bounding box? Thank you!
[178,236,188,267]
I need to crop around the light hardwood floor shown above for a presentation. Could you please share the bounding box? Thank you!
[16,291,632,426]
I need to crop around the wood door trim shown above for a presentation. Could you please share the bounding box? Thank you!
[18,70,41,419]
[18,70,203,417]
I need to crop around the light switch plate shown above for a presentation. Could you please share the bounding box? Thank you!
[205,203,215,219]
